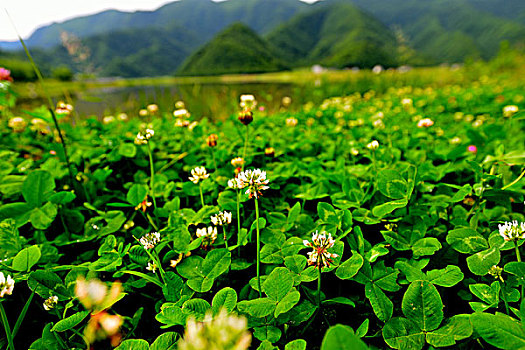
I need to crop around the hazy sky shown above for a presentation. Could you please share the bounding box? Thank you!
[0,0,319,41]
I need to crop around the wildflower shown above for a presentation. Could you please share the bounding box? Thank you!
[350,148,359,156]
[498,221,525,242]
[139,232,161,250]
[417,118,434,128]
[238,109,253,125]
[488,265,504,282]
[102,115,115,124]
[211,211,232,226]
[467,145,477,153]
[207,134,218,147]
[228,177,241,190]
[239,94,256,109]
[0,272,15,297]
[286,117,298,127]
[282,96,292,107]
[189,166,209,184]
[231,157,244,168]
[372,119,385,129]
[401,98,412,107]
[8,117,26,132]
[178,309,251,350]
[146,261,158,273]
[174,108,190,118]
[237,169,270,199]
[0,67,13,82]
[197,226,218,247]
[43,295,58,311]
[75,277,122,311]
[135,196,152,212]
[303,231,338,269]
[175,119,191,127]
[175,101,186,109]
[30,118,50,134]
[134,128,154,145]
[450,136,461,144]
[265,147,275,157]
[367,140,379,150]
[147,104,159,114]
[139,109,148,117]
[117,113,128,121]
[170,253,184,268]
[503,105,518,117]
[55,101,73,115]
[84,311,123,347]
[123,220,135,230]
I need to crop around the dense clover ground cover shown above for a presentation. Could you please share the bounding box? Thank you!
[0,66,524,349]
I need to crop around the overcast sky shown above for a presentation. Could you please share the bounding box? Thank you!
[0,0,319,41]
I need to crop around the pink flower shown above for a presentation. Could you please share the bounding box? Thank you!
[0,67,12,82]
[467,145,477,153]
[417,118,434,128]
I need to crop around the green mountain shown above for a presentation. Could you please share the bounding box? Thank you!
[267,3,399,68]
[348,0,525,62]
[0,0,309,50]
[178,23,287,76]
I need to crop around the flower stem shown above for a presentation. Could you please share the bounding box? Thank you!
[223,226,229,250]
[255,197,262,298]
[146,142,158,227]
[516,241,522,262]
[0,302,15,350]
[502,168,525,190]
[317,267,322,310]
[236,190,241,237]
[199,183,205,208]
[242,126,249,171]
[210,148,218,173]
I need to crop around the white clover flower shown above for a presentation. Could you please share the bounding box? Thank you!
[43,295,58,311]
[367,140,379,150]
[211,211,232,226]
[230,157,245,168]
[503,105,518,117]
[139,232,161,250]
[196,226,218,247]
[450,136,462,144]
[146,262,158,273]
[0,272,14,298]
[372,119,385,129]
[134,128,154,145]
[417,118,434,128]
[189,166,209,184]
[401,98,412,106]
[228,178,242,190]
[303,231,338,269]
[237,169,270,199]
[179,309,251,350]
[499,221,525,242]
[286,117,298,127]
[174,108,190,118]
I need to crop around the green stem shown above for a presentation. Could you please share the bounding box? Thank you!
[223,226,229,250]
[210,148,218,173]
[199,183,205,208]
[242,126,249,171]
[255,197,262,298]
[236,190,241,237]
[146,142,158,227]
[59,207,70,239]
[516,241,522,262]
[502,168,525,190]
[12,289,35,338]
[0,302,15,350]
[317,267,322,310]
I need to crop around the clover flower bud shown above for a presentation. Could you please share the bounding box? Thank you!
[238,110,253,126]
[207,134,218,147]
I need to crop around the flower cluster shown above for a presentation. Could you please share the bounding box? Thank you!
[207,134,218,147]
[134,128,154,145]
[84,311,123,347]
[211,211,232,226]
[503,105,518,117]
[367,140,379,150]
[498,220,525,242]
[237,169,270,199]
[178,309,251,350]
[43,295,58,311]
[0,67,13,82]
[146,261,158,273]
[303,231,338,269]
[135,196,152,212]
[189,166,210,184]
[197,226,218,247]
[139,231,161,250]
[286,117,298,127]
[0,272,14,298]
[228,177,241,190]
[75,277,122,312]
[55,101,74,115]
[417,118,434,128]
[8,117,26,132]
